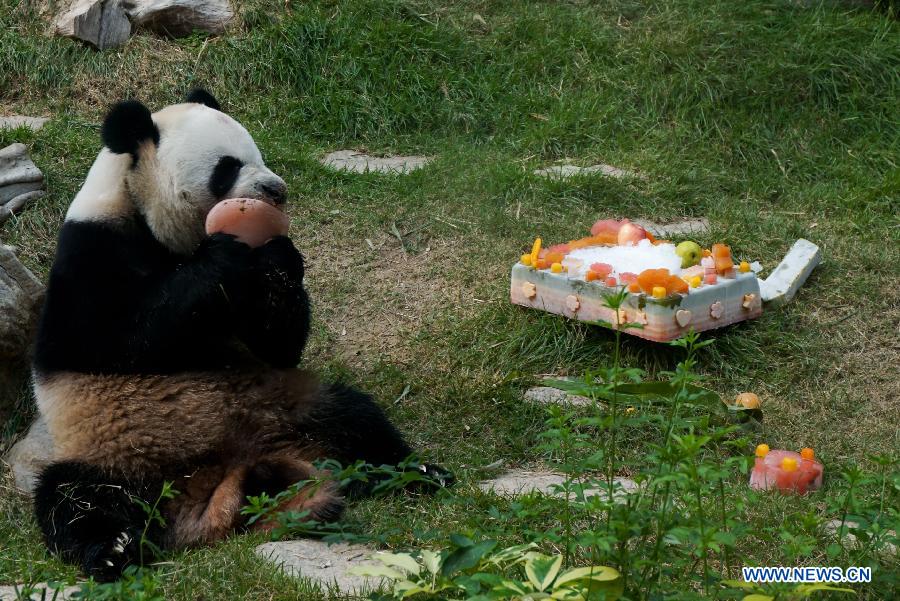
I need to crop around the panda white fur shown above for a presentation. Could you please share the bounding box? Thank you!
[32,90,450,581]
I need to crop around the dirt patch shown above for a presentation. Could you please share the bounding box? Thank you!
[303,231,476,367]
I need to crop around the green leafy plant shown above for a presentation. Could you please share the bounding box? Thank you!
[350,537,622,600]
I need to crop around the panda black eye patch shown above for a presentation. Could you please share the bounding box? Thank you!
[209,156,244,198]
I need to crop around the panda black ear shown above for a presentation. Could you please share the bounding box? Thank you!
[101,100,159,157]
[185,88,222,112]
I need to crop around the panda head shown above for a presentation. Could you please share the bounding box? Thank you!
[68,90,287,255]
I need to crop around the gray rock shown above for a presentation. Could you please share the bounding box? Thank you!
[123,0,234,36]
[321,150,432,175]
[256,540,380,594]
[823,519,897,556]
[0,143,45,224]
[632,218,710,238]
[0,583,80,600]
[479,470,638,504]
[55,0,132,50]
[0,116,49,132]
[3,415,54,496]
[0,243,44,416]
[0,242,44,360]
[524,386,594,407]
[533,163,644,180]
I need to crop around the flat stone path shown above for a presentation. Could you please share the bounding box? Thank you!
[321,150,431,174]
[533,163,643,180]
[479,470,638,504]
[524,386,595,407]
[256,540,379,594]
[0,116,48,131]
[632,218,709,238]
[0,583,79,600]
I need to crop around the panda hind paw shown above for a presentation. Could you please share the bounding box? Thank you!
[413,463,455,492]
[84,529,143,582]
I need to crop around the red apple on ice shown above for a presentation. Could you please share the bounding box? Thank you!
[617,222,647,246]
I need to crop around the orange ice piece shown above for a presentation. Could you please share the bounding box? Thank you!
[711,243,734,274]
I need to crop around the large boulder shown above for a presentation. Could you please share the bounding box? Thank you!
[54,0,132,50]
[123,0,234,37]
[0,143,45,226]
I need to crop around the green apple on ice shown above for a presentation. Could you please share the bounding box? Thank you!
[676,241,702,268]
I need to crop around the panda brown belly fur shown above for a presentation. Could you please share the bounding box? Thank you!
[34,369,340,547]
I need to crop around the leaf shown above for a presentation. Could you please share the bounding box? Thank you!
[374,552,421,576]
[450,533,475,548]
[794,584,857,595]
[525,554,563,592]
[742,595,775,601]
[554,566,621,587]
[347,564,405,581]
[420,549,441,575]
[441,539,497,576]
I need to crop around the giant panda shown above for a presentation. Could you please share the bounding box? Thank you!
[31,90,450,581]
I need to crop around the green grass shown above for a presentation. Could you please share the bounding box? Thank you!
[1,0,898,598]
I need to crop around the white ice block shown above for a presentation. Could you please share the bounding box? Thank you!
[760,239,821,306]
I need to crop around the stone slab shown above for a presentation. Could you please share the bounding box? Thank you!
[759,238,821,306]
[0,116,49,132]
[479,470,638,503]
[533,163,644,180]
[321,150,431,174]
[823,520,897,556]
[256,540,380,594]
[0,583,80,600]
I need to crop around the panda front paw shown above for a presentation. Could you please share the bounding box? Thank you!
[83,529,142,582]
[252,235,305,285]
[416,463,455,490]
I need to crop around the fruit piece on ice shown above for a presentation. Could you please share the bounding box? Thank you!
[652,286,667,298]
[520,253,532,266]
[590,262,613,277]
[704,273,717,285]
[755,444,770,457]
[701,256,715,269]
[205,198,289,248]
[545,251,565,264]
[536,258,550,269]
[682,265,705,280]
[617,222,648,246]
[530,237,542,266]
[585,270,599,282]
[548,243,571,254]
[800,448,814,461]
[561,256,583,273]
[739,260,751,273]
[675,240,702,268]
[619,272,638,284]
[550,262,563,273]
[605,276,617,287]
[628,282,641,293]
[711,243,734,274]
[590,218,624,236]
[690,276,702,288]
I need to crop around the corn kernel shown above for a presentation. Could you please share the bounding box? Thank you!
[739,260,751,273]
[652,286,667,299]
[755,444,770,458]
[520,253,532,266]
[800,447,815,461]
[550,262,563,273]
[781,457,798,472]
[690,276,702,288]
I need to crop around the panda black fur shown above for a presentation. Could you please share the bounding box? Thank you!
[32,91,450,581]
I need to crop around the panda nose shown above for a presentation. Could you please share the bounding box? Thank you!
[259,181,287,205]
